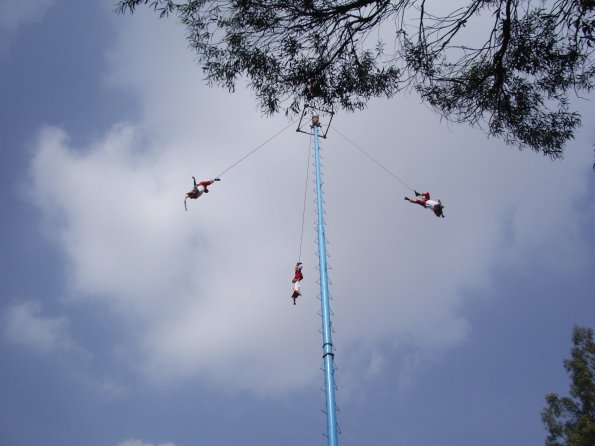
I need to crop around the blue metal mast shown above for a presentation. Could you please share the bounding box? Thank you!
[312,116,339,446]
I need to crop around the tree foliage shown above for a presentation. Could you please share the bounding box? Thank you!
[116,0,594,158]
[542,326,595,446]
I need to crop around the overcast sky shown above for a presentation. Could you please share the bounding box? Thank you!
[1,1,594,445]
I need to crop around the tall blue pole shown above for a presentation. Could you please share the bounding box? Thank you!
[313,119,338,446]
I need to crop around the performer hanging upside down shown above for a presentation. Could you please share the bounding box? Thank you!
[405,191,445,218]
[185,176,220,211]
[306,79,322,99]
[291,262,304,305]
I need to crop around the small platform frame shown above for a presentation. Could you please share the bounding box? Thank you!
[296,104,335,138]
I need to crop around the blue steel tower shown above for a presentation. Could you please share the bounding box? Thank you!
[311,113,338,446]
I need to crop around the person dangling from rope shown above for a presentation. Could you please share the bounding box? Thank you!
[404,191,445,218]
[185,176,220,211]
[305,79,322,100]
[291,262,304,305]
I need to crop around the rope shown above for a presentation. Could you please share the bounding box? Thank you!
[331,125,416,193]
[215,119,298,178]
[298,134,313,262]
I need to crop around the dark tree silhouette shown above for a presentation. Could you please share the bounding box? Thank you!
[116,0,594,159]
[542,326,595,446]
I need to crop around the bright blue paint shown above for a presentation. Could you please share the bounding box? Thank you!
[313,122,339,446]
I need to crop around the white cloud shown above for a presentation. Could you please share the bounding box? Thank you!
[25,8,595,396]
[0,0,55,52]
[2,301,72,354]
[117,440,175,446]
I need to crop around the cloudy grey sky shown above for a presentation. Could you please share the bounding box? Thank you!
[1,1,594,445]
